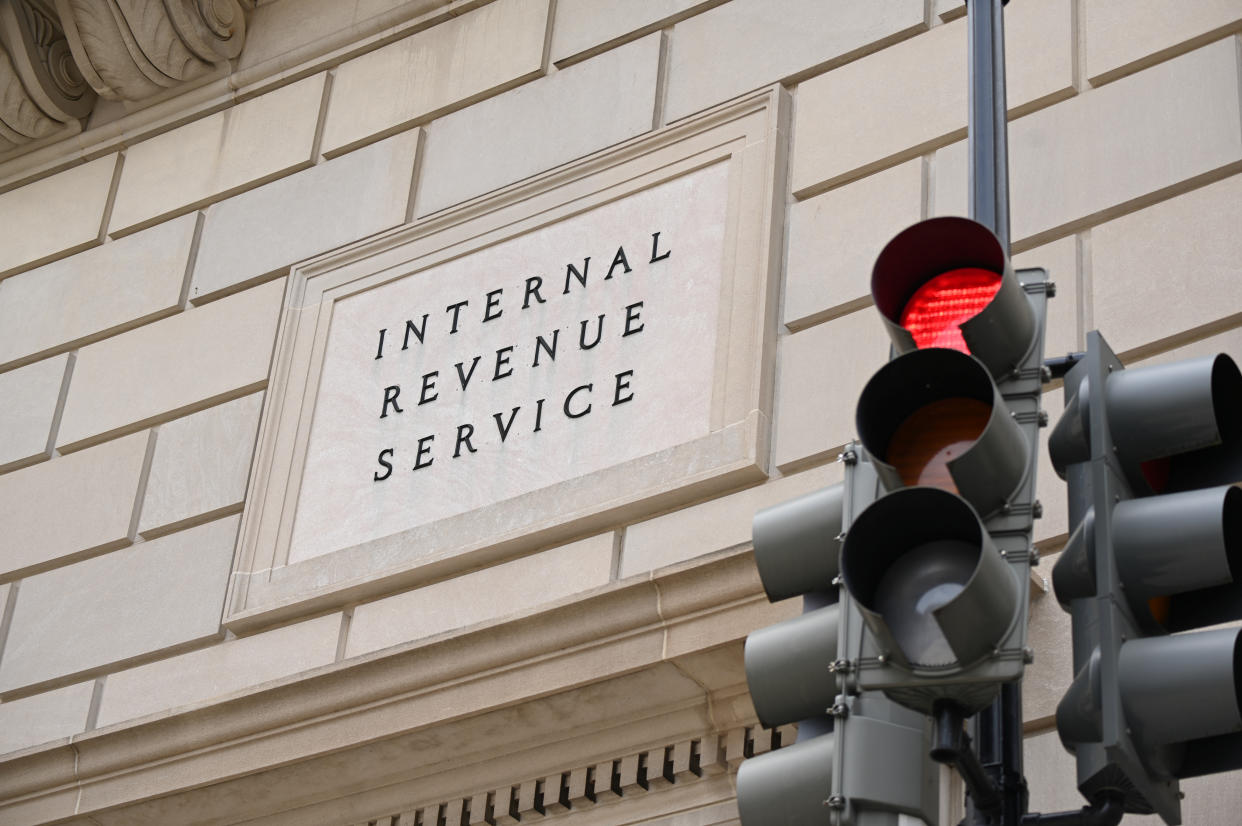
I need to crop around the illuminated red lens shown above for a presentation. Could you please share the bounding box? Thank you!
[899,268,1003,352]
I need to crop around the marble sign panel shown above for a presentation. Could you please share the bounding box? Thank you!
[226,87,788,629]
[291,167,726,564]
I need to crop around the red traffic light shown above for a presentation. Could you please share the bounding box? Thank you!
[899,268,1003,352]
[872,217,1034,378]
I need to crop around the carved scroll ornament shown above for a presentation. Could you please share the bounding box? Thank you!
[55,0,249,101]
[0,0,93,153]
[0,0,249,153]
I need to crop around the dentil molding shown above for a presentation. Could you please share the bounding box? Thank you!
[0,0,249,153]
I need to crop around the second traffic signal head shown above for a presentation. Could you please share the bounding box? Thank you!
[1050,334,1242,823]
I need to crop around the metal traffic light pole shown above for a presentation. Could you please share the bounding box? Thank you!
[964,6,1122,826]
[968,0,1011,252]
[964,3,1024,825]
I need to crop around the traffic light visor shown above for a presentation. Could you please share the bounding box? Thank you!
[1106,353,1242,493]
[736,735,834,826]
[842,487,1018,672]
[744,604,840,727]
[857,348,1028,516]
[751,484,844,602]
[872,217,1034,376]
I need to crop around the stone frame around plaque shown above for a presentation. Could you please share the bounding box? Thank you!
[223,86,790,631]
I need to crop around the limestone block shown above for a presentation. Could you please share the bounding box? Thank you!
[619,462,843,578]
[344,532,614,658]
[0,155,116,278]
[772,308,891,470]
[0,215,196,369]
[934,0,965,20]
[0,354,68,470]
[1024,552,1071,727]
[238,0,346,70]
[1132,325,1242,369]
[1014,236,1080,363]
[191,131,419,302]
[1174,771,1242,825]
[95,612,340,727]
[109,75,326,236]
[665,0,925,123]
[137,392,264,537]
[1085,0,1242,84]
[322,0,548,156]
[56,278,285,451]
[1090,174,1242,358]
[1022,730,1083,814]
[0,515,238,693]
[784,160,922,330]
[792,0,1073,194]
[0,431,148,581]
[934,40,1242,247]
[0,681,92,755]
[551,0,712,64]
[239,0,399,72]
[416,33,661,216]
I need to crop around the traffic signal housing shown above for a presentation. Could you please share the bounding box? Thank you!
[839,216,1048,715]
[737,460,939,826]
[1050,332,1242,824]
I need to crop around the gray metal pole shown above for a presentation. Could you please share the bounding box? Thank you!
[967,0,1011,252]
[966,2,1022,825]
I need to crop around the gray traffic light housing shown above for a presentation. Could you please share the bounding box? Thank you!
[1050,332,1242,824]
[841,487,1020,714]
[838,217,1049,715]
[736,693,938,826]
[738,457,939,826]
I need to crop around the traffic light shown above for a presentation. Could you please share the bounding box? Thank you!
[737,460,939,826]
[838,216,1048,715]
[1049,332,1242,824]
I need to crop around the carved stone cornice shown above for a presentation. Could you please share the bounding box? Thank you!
[0,0,249,155]
[55,0,249,101]
[0,549,773,826]
[0,0,93,153]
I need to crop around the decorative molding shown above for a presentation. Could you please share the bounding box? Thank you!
[0,0,249,155]
[0,0,93,152]
[55,0,247,101]
[0,548,776,825]
[346,725,799,826]
[0,0,460,189]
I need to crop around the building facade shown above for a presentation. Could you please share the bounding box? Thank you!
[1,1,1241,824]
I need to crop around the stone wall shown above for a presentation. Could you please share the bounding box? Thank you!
[1,1,1241,824]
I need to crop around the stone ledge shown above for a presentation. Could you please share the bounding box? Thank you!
[0,548,781,826]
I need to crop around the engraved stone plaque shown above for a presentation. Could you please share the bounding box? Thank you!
[292,168,725,564]
[227,89,787,628]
